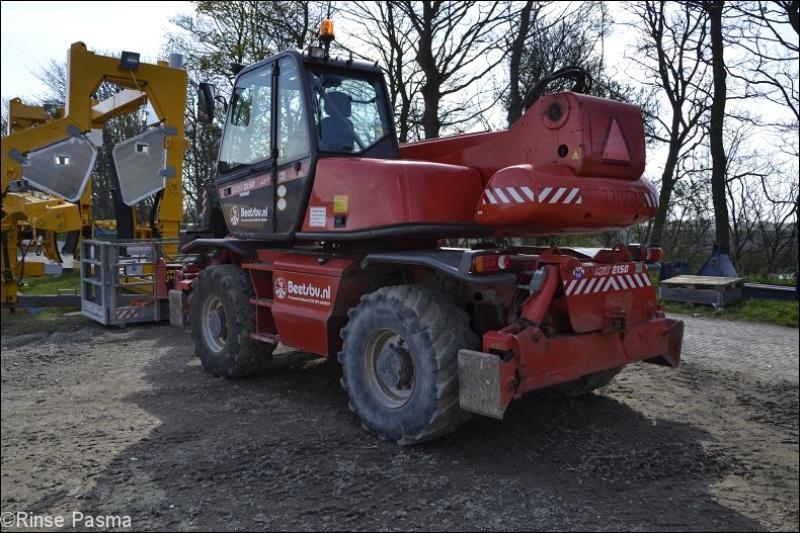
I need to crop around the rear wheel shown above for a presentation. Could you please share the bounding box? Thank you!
[190,264,274,377]
[339,285,479,445]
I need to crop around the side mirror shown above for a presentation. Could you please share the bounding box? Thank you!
[197,82,215,123]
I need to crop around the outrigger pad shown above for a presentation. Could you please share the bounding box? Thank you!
[458,349,516,420]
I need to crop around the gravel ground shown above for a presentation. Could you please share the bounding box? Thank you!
[1,313,797,532]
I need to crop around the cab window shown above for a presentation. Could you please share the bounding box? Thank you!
[277,57,309,164]
[218,67,273,173]
[311,71,390,154]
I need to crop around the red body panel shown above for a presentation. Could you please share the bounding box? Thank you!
[494,317,682,392]
[302,93,652,238]
[560,260,657,333]
[474,165,659,235]
[398,93,653,236]
[301,158,484,233]
[400,93,646,184]
[268,255,359,356]
[243,251,380,356]
[466,247,683,417]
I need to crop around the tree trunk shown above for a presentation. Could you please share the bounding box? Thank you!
[650,145,679,246]
[506,1,534,126]
[706,1,730,248]
[416,2,441,139]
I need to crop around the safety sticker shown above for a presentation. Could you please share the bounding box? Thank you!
[334,195,349,213]
[309,206,326,227]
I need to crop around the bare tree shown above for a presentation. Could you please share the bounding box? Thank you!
[728,1,799,127]
[729,175,798,275]
[727,0,799,274]
[172,1,326,86]
[723,121,768,272]
[755,177,798,274]
[703,1,732,249]
[505,0,540,125]
[662,173,716,268]
[344,2,423,142]
[394,1,510,139]
[504,1,614,124]
[1,98,8,137]
[624,1,712,248]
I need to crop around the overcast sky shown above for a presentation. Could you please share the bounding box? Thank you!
[1,1,191,100]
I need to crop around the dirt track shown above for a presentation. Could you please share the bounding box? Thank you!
[1,314,797,532]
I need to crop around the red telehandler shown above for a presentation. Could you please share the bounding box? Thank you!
[172,22,684,445]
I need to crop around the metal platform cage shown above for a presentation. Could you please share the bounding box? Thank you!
[80,239,177,326]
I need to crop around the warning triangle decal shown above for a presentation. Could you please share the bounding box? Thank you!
[602,117,631,165]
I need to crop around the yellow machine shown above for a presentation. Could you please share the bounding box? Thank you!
[1,42,187,305]
[6,98,91,259]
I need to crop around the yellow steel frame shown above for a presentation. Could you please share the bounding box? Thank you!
[2,42,187,305]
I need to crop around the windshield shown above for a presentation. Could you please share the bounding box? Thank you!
[311,71,391,154]
[218,68,272,173]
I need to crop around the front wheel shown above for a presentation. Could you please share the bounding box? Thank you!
[189,264,274,377]
[339,285,479,445]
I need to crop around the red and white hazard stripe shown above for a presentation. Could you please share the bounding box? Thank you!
[483,186,535,204]
[483,186,657,208]
[482,186,582,205]
[538,186,582,205]
[563,272,652,296]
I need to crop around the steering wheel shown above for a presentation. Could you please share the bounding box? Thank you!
[523,66,593,111]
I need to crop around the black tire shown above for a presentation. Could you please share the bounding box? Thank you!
[189,264,274,377]
[544,367,622,398]
[338,285,480,445]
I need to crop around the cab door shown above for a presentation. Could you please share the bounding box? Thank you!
[216,61,276,239]
[272,56,313,235]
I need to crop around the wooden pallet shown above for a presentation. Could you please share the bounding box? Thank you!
[660,275,744,308]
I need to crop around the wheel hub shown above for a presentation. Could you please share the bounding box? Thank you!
[376,344,414,389]
[208,308,224,339]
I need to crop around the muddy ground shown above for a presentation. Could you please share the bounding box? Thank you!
[1,313,797,532]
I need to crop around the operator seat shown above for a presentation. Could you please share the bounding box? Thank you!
[320,92,356,152]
